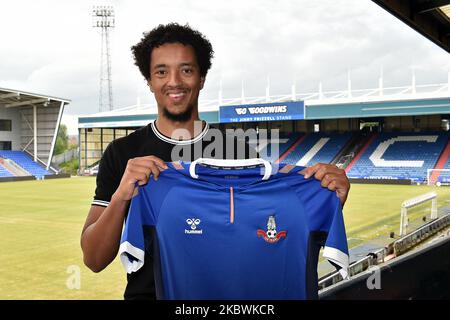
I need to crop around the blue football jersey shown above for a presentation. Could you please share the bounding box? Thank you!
[119,159,349,300]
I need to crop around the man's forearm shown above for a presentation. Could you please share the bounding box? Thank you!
[81,195,129,272]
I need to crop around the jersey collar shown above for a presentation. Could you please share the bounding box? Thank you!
[150,120,209,145]
[189,158,272,181]
[168,161,305,191]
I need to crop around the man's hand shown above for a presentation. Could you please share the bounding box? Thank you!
[303,163,350,207]
[114,155,168,202]
[82,155,167,273]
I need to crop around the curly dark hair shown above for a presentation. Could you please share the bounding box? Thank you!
[131,23,214,80]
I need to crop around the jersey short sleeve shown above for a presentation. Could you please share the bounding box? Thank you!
[284,173,349,279]
[119,186,156,273]
[321,199,349,279]
[92,142,121,207]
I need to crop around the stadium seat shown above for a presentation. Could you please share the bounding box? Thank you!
[259,133,301,162]
[346,131,450,182]
[280,132,353,166]
[0,151,53,179]
[0,161,14,178]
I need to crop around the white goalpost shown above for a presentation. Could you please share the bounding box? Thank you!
[399,192,438,237]
[427,169,450,186]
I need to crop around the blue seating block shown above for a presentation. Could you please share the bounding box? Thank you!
[347,132,450,182]
[0,151,53,179]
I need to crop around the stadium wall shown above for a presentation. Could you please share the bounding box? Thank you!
[349,178,412,185]
[0,172,70,182]
[305,97,450,119]
[384,115,443,131]
[79,127,143,170]
[0,176,36,183]
[20,105,61,163]
[42,173,71,179]
[0,105,21,150]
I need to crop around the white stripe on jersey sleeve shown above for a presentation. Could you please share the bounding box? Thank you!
[323,246,349,279]
[91,200,110,207]
[119,241,145,274]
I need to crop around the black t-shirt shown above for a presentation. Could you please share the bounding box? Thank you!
[92,120,257,299]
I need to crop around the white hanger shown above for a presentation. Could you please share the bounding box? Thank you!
[189,158,272,181]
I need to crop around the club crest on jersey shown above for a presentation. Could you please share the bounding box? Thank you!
[185,218,203,234]
[257,215,286,243]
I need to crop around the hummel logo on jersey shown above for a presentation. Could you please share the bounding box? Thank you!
[186,218,201,230]
[257,215,287,243]
[185,218,203,235]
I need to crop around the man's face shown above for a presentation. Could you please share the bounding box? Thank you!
[148,43,204,122]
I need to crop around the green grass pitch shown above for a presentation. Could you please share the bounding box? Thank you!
[0,177,449,299]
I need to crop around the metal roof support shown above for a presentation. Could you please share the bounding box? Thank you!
[265,76,270,103]
[241,80,245,104]
[6,98,48,108]
[291,82,296,101]
[347,71,352,98]
[0,92,21,99]
[448,71,450,92]
[33,105,37,162]
[19,110,34,153]
[415,0,450,14]
[379,68,384,96]
[47,101,66,170]
[218,79,223,105]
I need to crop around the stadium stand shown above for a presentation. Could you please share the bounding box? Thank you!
[343,133,378,172]
[346,132,450,182]
[333,132,374,169]
[445,153,450,170]
[260,132,301,162]
[0,151,53,179]
[278,132,353,166]
[430,139,450,184]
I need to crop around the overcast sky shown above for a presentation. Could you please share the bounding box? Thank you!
[1,0,449,134]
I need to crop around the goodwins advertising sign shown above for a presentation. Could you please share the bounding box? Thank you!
[219,101,304,123]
